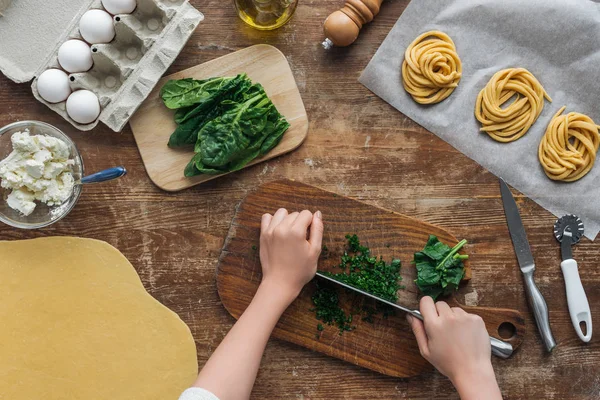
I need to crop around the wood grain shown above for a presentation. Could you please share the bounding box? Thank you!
[217,180,525,378]
[130,44,308,191]
[1,0,600,398]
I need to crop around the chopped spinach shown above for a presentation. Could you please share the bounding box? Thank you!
[311,280,354,334]
[311,234,403,335]
[414,235,468,300]
[160,74,289,176]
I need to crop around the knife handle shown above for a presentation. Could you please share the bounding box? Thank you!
[490,337,513,359]
[523,268,557,352]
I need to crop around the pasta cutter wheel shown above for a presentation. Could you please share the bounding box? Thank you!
[553,214,592,342]
[554,214,584,244]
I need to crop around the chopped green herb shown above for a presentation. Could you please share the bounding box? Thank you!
[311,234,403,335]
[311,280,354,334]
[251,245,257,251]
[413,235,468,300]
[317,323,324,331]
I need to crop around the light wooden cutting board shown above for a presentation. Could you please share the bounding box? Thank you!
[217,180,526,378]
[129,45,309,191]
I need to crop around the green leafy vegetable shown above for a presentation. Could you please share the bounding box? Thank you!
[165,75,252,147]
[160,75,247,110]
[160,74,290,176]
[414,235,468,300]
[311,234,403,335]
[311,281,354,334]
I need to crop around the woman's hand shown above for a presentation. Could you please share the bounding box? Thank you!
[192,208,324,400]
[407,296,502,400]
[259,208,324,304]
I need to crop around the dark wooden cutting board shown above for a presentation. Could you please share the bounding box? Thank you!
[216,180,525,377]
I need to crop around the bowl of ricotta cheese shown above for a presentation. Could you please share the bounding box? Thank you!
[0,121,83,229]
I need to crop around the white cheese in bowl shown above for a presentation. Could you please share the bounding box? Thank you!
[0,130,75,216]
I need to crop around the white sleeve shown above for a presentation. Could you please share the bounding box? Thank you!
[178,387,220,400]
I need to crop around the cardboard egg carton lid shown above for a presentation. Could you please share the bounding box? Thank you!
[0,0,203,132]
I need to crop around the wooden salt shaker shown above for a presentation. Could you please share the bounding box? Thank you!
[322,0,384,49]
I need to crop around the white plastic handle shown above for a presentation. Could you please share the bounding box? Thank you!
[561,259,592,342]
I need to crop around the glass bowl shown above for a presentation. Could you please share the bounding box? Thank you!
[0,121,84,229]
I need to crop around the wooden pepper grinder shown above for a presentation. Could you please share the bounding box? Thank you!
[322,0,384,49]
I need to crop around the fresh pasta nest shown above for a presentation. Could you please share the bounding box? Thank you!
[538,106,600,182]
[475,68,551,143]
[402,30,462,105]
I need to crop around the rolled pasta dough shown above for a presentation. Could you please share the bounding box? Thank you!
[475,68,551,143]
[402,30,462,104]
[0,237,198,400]
[538,106,600,182]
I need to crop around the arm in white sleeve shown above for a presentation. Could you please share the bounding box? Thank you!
[179,387,220,400]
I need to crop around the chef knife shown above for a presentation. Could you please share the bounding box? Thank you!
[499,178,556,352]
[315,272,514,359]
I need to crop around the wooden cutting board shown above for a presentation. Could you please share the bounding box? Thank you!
[217,180,525,378]
[129,45,309,192]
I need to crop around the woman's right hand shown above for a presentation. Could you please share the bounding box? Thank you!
[407,296,502,400]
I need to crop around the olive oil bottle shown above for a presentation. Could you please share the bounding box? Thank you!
[234,0,298,30]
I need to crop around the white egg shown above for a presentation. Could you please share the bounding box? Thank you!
[79,9,115,44]
[66,90,101,124]
[58,40,94,73]
[37,69,72,104]
[102,0,136,15]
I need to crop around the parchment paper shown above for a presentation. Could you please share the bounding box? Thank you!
[360,0,600,240]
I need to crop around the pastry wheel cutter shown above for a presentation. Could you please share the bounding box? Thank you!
[554,215,592,342]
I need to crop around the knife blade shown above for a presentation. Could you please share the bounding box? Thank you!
[315,272,513,359]
[499,178,556,352]
[499,179,536,272]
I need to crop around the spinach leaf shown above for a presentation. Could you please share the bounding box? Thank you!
[174,75,252,123]
[174,106,195,124]
[161,75,290,176]
[260,118,289,154]
[168,115,203,148]
[196,93,284,168]
[413,235,467,300]
[184,153,224,176]
[160,76,244,109]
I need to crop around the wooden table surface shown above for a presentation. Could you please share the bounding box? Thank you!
[1,1,599,399]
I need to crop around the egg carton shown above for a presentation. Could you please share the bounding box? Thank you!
[0,0,203,132]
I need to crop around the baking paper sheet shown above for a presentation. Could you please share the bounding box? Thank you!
[359,0,600,240]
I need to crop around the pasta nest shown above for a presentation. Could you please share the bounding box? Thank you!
[402,31,462,105]
[539,106,600,182]
[475,68,551,143]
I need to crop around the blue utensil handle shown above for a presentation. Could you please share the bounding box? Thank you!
[80,167,127,184]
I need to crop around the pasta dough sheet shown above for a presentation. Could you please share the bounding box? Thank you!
[0,237,198,399]
[360,0,600,240]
